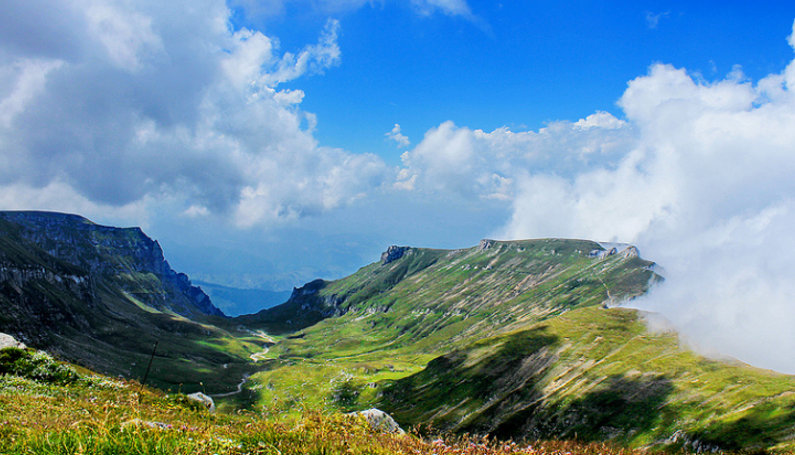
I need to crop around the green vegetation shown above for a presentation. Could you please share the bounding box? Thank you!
[2,214,794,453]
[230,240,794,452]
[0,347,79,385]
[379,307,795,452]
[1,346,653,455]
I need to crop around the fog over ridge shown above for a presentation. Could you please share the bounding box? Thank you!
[494,23,795,374]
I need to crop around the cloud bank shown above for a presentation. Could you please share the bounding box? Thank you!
[0,0,387,227]
[395,22,795,373]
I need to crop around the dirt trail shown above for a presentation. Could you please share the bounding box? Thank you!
[212,330,274,398]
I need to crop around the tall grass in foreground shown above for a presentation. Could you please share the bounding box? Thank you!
[0,361,646,455]
[0,347,779,455]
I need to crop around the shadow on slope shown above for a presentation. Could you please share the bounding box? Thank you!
[493,374,675,443]
[379,326,560,430]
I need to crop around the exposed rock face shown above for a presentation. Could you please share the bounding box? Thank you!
[381,245,411,265]
[0,211,223,318]
[288,279,346,317]
[347,408,404,434]
[479,239,495,250]
[589,243,640,261]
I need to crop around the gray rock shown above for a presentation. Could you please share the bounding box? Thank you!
[381,246,411,265]
[187,392,216,412]
[347,408,404,434]
[0,332,26,349]
[478,239,495,250]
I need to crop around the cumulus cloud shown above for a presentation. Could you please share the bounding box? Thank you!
[0,0,386,227]
[491,22,795,374]
[396,112,634,198]
[385,123,410,147]
[393,21,795,374]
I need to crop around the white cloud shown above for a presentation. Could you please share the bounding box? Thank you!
[0,180,151,227]
[0,1,385,228]
[386,123,410,147]
[394,20,795,374]
[84,1,164,72]
[493,28,795,373]
[396,113,635,200]
[645,11,670,29]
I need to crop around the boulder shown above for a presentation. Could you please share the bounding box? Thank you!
[347,408,404,434]
[0,333,26,349]
[187,392,216,412]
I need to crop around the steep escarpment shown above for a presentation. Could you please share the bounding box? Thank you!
[0,212,256,393]
[0,211,221,318]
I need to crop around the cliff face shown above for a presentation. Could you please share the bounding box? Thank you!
[0,211,222,318]
[0,211,247,392]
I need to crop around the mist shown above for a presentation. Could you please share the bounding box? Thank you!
[499,23,795,374]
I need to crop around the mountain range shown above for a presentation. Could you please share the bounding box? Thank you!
[1,211,793,453]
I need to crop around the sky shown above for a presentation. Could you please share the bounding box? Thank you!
[2,1,795,373]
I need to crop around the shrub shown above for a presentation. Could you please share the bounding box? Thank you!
[0,347,79,385]
[330,371,362,410]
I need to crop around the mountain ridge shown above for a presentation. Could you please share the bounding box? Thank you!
[2,212,794,452]
[0,211,258,393]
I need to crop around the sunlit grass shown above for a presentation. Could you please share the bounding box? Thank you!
[0,353,656,455]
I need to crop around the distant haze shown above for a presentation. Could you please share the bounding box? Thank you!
[193,280,290,316]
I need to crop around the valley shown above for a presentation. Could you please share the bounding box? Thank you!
[1,211,794,453]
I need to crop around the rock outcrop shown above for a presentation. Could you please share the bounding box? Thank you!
[380,245,411,265]
[187,392,216,412]
[0,332,25,349]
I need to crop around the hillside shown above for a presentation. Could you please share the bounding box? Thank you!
[0,211,260,393]
[379,307,795,452]
[232,240,795,453]
[0,342,648,455]
[2,213,794,452]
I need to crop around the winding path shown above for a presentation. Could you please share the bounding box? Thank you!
[210,374,249,398]
[210,330,274,398]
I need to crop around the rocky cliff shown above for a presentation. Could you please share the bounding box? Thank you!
[0,211,222,318]
[0,211,250,393]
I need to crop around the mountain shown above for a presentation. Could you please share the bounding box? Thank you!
[0,211,260,393]
[2,212,793,452]
[193,280,291,316]
[236,240,795,453]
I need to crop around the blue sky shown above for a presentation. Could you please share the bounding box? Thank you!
[253,1,795,162]
[2,1,795,372]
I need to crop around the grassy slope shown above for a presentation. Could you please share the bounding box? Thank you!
[379,306,795,452]
[1,346,648,455]
[239,241,655,411]
[234,240,795,452]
